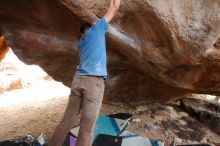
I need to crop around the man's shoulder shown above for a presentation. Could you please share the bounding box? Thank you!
[92,17,108,32]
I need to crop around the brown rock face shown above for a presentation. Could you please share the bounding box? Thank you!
[0,0,220,102]
[214,38,220,49]
[0,36,9,62]
[180,98,220,134]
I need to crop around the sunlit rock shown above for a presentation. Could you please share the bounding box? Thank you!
[0,49,70,106]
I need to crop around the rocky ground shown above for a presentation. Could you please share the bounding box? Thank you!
[0,96,220,146]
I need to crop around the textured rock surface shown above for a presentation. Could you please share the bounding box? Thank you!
[180,98,220,134]
[0,36,9,62]
[0,0,220,102]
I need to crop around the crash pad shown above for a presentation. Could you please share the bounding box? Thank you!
[92,134,122,146]
[120,131,164,146]
[108,113,132,120]
[62,134,77,146]
[70,114,129,139]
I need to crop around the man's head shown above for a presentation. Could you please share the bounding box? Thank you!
[80,22,92,36]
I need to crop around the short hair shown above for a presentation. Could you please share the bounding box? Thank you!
[80,22,92,34]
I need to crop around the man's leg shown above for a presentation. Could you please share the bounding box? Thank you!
[49,75,83,146]
[76,77,105,146]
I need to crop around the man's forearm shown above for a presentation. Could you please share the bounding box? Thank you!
[111,0,121,10]
[105,0,121,23]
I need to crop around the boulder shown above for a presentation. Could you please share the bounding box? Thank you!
[0,0,220,102]
[180,98,220,134]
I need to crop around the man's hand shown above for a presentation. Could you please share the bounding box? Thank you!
[105,0,121,23]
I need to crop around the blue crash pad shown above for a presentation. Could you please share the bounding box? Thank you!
[70,115,128,140]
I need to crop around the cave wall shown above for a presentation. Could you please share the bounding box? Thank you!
[0,0,220,102]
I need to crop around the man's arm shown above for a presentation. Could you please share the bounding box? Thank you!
[105,0,121,23]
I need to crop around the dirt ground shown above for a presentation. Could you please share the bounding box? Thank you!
[0,95,219,146]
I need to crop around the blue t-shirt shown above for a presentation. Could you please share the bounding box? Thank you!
[76,17,108,77]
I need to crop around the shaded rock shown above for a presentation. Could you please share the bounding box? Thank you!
[154,105,181,119]
[180,98,220,134]
[163,118,206,142]
[0,35,9,62]
[214,38,220,49]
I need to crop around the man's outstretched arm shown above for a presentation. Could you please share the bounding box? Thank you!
[105,0,121,23]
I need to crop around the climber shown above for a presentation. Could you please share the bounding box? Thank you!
[48,0,121,146]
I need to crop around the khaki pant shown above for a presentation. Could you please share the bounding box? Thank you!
[49,74,105,146]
